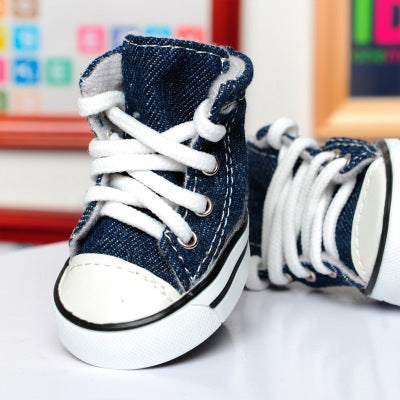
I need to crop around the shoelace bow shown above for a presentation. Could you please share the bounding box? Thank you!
[78,90,226,248]
[247,117,363,290]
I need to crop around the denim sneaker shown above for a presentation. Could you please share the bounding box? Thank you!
[53,34,253,369]
[247,117,400,306]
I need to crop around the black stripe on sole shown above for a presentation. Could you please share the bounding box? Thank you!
[363,140,393,295]
[54,213,248,331]
[210,243,247,308]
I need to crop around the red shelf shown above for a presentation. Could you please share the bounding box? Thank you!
[0,209,81,245]
[212,0,240,49]
[0,116,92,150]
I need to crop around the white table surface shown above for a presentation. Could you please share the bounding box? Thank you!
[1,242,400,400]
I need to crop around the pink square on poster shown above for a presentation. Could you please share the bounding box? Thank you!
[12,89,41,113]
[175,26,207,43]
[0,58,6,82]
[374,0,400,45]
[77,25,106,54]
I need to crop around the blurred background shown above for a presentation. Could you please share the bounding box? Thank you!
[0,0,399,252]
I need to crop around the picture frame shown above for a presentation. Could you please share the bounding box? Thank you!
[315,0,400,141]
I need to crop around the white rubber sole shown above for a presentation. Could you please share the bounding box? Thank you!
[368,139,400,305]
[54,224,249,369]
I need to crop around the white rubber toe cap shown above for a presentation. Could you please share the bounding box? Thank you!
[58,253,181,324]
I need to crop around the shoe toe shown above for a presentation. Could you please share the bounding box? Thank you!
[57,253,181,324]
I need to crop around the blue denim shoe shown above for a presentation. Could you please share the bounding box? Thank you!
[247,117,400,306]
[53,34,253,369]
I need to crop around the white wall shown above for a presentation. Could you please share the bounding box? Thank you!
[241,0,314,139]
[0,150,91,211]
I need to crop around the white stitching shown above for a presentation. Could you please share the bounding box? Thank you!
[123,41,227,74]
[207,135,233,272]
[195,140,229,276]
[324,140,374,154]
[164,231,190,276]
[123,40,229,61]
[183,174,198,221]
[194,131,233,279]
[162,171,198,279]
[65,262,174,298]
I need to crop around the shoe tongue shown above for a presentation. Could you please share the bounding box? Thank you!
[121,35,226,132]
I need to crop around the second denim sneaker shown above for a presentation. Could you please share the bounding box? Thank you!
[53,34,253,369]
[247,117,400,306]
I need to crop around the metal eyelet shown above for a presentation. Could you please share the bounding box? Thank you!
[328,270,338,279]
[330,149,351,170]
[195,196,214,217]
[284,273,293,283]
[305,269,317,283]
[331,148,341,158]
[202,156,219,176]
[341,153,351,169]
[177,231,198,250]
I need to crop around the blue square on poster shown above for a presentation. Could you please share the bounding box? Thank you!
[13,25,40,51]
[112,26,136,47]
[144,26,172,38]
[13,59,39,84]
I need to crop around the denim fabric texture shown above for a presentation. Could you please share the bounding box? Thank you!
[70,175,103,245]
[248,126,378,288]
[71,35,253,293]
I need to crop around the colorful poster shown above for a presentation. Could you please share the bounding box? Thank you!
[0,0,210,115]
[351,0,400,96]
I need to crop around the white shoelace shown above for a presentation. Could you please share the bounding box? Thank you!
[247,117,362,290]
[78,90,226,246]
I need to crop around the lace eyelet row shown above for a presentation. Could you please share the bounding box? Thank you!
[178,156,219,250]
[178,196,214,250]
[285,268,337,284]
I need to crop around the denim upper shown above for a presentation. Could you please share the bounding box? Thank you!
[70,35,253,293]
[248,126,378,288]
